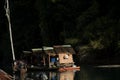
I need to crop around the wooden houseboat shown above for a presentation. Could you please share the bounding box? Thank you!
[53,45,80,72]
[23,45,80,72]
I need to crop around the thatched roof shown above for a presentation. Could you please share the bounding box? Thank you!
[53,45,76,54]
[23,45,76,56]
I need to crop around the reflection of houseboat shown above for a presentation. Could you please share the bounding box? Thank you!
[26,70,76,80]
[23,45,80,72]
[59,71,75,80]
[49,71,75,80]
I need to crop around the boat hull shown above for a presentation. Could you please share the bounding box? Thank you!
[58,66,80,72]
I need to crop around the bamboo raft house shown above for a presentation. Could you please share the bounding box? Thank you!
[23,45,80,71]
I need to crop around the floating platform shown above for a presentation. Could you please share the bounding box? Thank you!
[27,66,80,72]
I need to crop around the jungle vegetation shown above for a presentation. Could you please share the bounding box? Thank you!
[0,0,120,69]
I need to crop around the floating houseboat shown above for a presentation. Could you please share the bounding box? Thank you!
[23,45,80,72]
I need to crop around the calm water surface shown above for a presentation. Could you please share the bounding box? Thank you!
[14,66,120,80]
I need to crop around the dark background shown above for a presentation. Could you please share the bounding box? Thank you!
[0,0,120,70]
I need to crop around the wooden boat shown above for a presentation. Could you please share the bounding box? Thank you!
[0,69,13,80]
[58,66,80,72]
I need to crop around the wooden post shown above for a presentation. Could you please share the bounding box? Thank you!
[43,56,46,66]
[49,53,50,68]
[30,55,32,65]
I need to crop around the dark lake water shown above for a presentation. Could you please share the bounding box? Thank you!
[14,65,120,80]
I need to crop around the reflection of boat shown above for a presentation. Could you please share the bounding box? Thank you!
[26,72,48,80]
[23,45,80,72]
[59,71,75,80]
[26,70,77,80]
[49,71,75,80]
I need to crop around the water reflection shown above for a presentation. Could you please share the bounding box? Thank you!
[25,72,48,80]
[13,65,120,80]
[24,70,77,80]
[59,71,75,80]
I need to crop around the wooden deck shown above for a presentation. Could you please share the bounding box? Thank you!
[27,66,80,72]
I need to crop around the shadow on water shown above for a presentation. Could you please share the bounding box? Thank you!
[13,65,120,80]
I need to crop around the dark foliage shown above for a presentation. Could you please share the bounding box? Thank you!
[0,0,120,67]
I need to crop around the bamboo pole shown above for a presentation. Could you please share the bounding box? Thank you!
[5,0,16,62]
